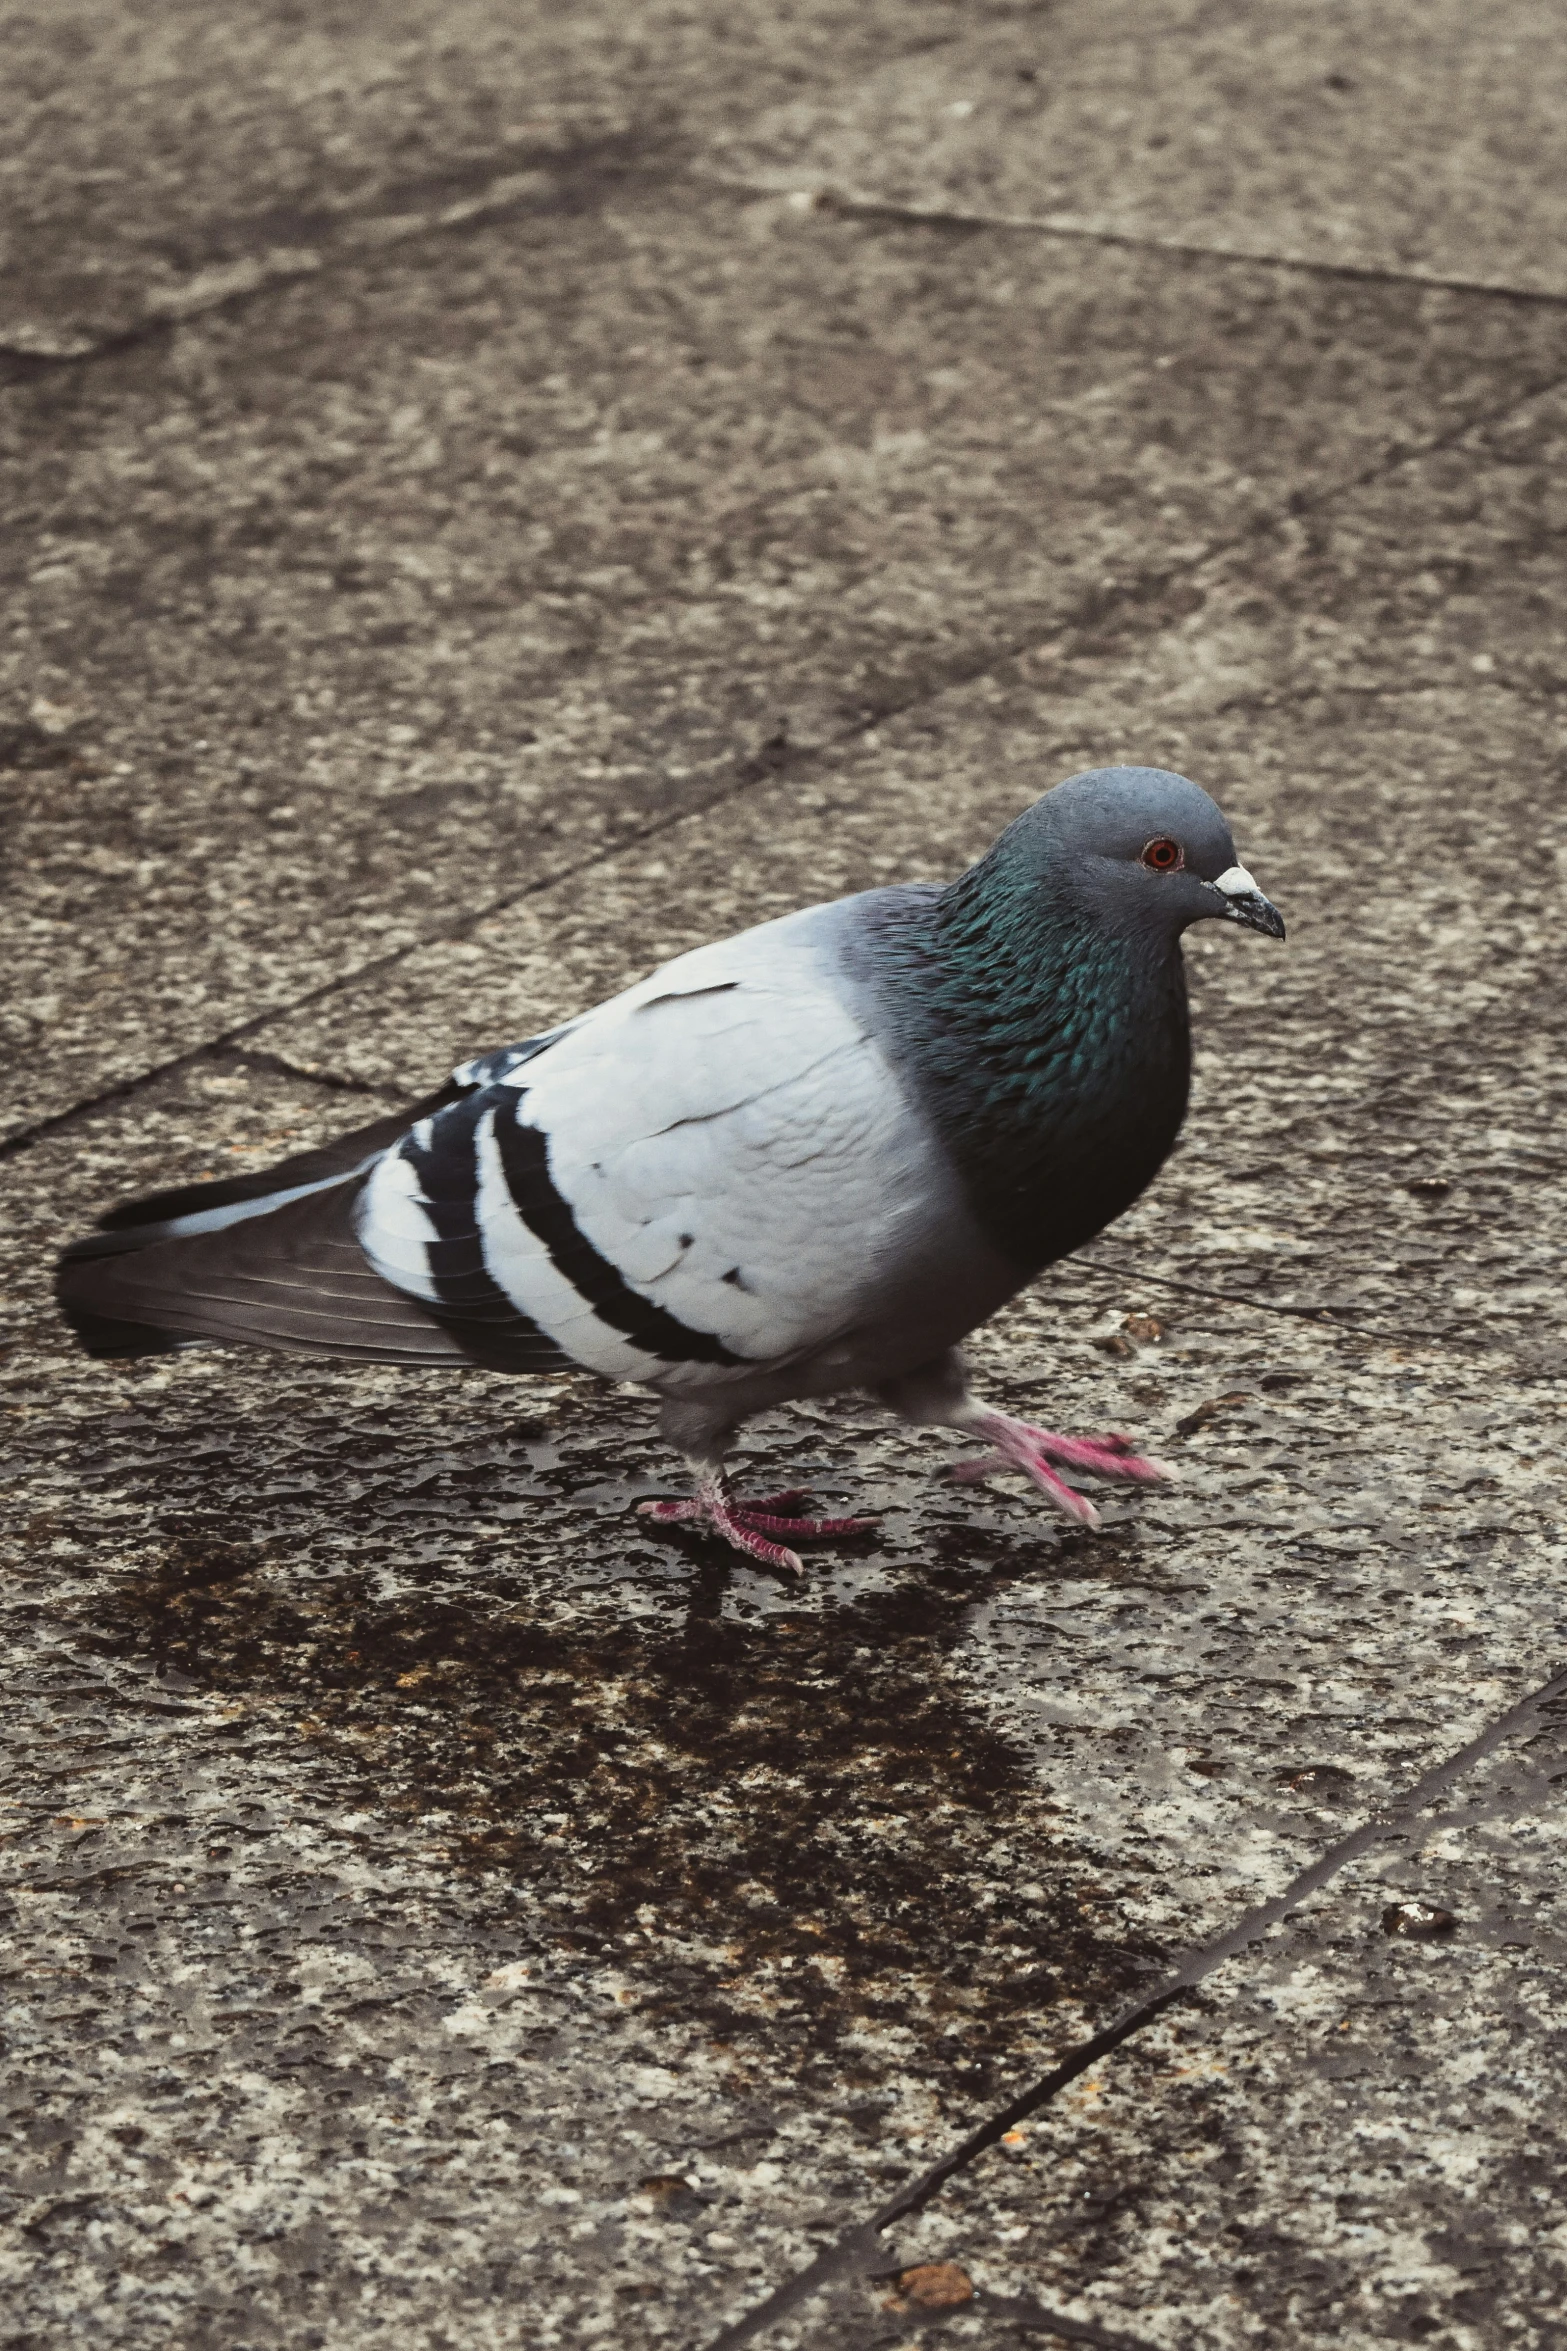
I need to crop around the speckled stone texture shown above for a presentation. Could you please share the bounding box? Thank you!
[2,7,1564,2350]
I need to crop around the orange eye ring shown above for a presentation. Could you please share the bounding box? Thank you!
[1141,836,1184,872]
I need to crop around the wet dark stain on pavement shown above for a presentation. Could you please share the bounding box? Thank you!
[18,1371,1163,2094]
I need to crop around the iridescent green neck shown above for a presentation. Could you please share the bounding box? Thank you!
[862,859,1192,1271]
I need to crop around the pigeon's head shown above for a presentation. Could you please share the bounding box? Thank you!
[1021,766,1285,944]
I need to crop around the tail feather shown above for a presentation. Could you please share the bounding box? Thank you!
[57,1173,474,1366]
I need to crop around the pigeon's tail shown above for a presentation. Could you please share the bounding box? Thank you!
[56,1173,476,1367]
[54,1089,474,1369]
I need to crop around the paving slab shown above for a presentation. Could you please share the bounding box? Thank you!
[711,0,1567,296]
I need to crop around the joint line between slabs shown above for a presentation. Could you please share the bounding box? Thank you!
[1077,1251,1486,1348]
[701,1660,1567,2351]
[968,2296,1166,2349]
[4,144,1567,389]
[713,178,1567,311]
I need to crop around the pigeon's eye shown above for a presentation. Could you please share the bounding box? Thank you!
[1141,836,1184,872]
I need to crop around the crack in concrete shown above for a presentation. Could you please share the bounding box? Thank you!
[702,1659,1567,2349]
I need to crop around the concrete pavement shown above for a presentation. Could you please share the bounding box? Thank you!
[3,6,1563,2345]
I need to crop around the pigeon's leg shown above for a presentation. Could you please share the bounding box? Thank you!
[640,1403,876,1573]
[878,1350,1175,1533]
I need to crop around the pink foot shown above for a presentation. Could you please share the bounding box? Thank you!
[948,1412,1176,1529]
[637,1482,877,1575]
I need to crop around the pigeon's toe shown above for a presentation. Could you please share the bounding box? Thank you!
[638,1484,876,1575]
[946,1409,1175,1527]
[947,1425,1100,1527]
[730,1500,879,1539]
[1024,1428,1178,1485]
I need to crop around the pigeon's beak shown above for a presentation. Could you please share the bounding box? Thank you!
[1210,864,1286,941]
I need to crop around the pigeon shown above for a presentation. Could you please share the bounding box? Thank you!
[56,766,1283,1572]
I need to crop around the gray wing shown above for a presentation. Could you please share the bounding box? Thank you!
[356,908,975,1388]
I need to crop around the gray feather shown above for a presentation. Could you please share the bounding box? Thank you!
[56,1173,470,1366]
